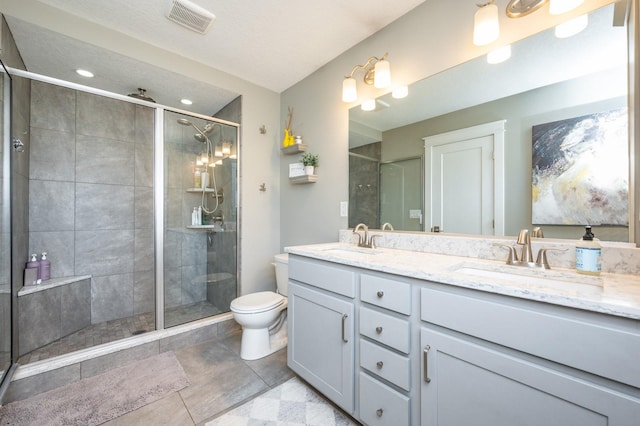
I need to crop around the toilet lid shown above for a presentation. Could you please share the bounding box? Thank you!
[231,291,285,313]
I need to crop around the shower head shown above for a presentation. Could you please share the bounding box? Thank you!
[177,118,209,143]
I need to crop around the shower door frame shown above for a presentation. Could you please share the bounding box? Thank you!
[5,66,241,335]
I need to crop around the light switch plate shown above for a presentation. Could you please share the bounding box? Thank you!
[340,201,348,217]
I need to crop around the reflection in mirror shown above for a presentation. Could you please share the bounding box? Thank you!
[349,4,630,242]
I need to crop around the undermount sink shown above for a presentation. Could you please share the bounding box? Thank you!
[320,245,380,257]
[454,262,602,291]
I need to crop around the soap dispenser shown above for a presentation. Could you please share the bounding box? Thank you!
[576,226,601,276]
[40,252,51,281]
[26,253,40,279]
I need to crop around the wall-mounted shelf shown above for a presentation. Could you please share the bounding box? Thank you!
[186,188,217,193]
[290,174,317,184]
[186,225,218,230]
[281,143,307,155]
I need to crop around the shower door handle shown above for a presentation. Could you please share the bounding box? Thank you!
[341,314,348,343]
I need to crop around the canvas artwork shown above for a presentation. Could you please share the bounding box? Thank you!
[531,108,628,226]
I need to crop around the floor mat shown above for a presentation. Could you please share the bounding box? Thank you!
[206,376,358,426]
[0,351,190,425]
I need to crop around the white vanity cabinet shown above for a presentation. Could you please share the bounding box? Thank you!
[420,287,640,425]
[287,256,356,414]
[358,273,412,425]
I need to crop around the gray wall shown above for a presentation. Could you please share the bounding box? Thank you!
[28,81,154,324]
[279,0,618,249]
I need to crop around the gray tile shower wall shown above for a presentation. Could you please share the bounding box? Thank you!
[26,81,154,339]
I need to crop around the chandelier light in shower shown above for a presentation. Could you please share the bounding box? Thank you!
[342,53,392,104]
[473,0,500,46]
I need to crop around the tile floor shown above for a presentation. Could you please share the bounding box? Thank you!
[103,331,300,425]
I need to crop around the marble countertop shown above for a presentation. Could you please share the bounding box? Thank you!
[285,243,640,320]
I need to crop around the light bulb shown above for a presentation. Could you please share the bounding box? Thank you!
[222,142,231,155]
[374,59,391,88]
[473,3,500,46]
[549,0,584,15]
[487,45,511,64]
[361,99,376,111]
[392,86,409,99]
[342,77,357,102]
[555,14,588,38]
[214,146,223,157]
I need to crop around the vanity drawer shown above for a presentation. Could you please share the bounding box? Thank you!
[288,256,356,298]
[360,274,411,315]
[421,287,640,388]
[360,307,410,354]
[359,372,410,426]
[360,339,410,391]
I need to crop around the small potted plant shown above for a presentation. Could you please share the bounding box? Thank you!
[301,152,319,175]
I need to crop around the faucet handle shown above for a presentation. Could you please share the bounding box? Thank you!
[493,243,518,264]
[535,247,568,269]
[370,234,381,249]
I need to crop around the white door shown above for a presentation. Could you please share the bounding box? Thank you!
[424,121,505,235]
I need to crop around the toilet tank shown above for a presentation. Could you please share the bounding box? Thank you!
[274,253,289,296]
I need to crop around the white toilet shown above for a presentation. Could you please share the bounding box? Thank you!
[230,253,289,360]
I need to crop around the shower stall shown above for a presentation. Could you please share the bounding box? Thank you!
[0,66,240,385]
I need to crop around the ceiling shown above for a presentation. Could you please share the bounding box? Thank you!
[1,0,427,115]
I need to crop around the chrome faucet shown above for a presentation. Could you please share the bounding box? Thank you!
[382,222,394,231]
[495,228,567,269]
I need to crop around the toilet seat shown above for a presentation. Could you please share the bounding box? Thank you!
[230,291,285,313]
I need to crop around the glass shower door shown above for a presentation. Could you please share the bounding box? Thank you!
[163,111,238,328]
[379,157,423,231]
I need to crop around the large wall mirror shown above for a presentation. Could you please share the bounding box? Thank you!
[349,3,631,243]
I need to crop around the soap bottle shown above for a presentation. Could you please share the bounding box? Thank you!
[40,252,51,281]
[197,206,203,225]
[201,168,209,189]
[192,207,198,226]
[576,226,601,276]
[26,253,40,279]
[194,167,201,188]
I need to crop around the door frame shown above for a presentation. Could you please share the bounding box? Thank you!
[423,120,505,236]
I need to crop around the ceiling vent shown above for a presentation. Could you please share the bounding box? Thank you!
[166,0,216,34]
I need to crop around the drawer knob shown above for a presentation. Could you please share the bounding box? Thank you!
[375,326,383,334]
[376,408,384,417]
[377,290,384,298]
[376,361,384,369]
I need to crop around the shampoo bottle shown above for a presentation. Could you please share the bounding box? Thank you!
[192,207,198,226]
[576,226,601,276]
[201,169,209,189]
[26,253,40,279]
[194,167,201,188]
[40,252,51,281]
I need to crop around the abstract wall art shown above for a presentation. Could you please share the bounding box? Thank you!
[531,108,628,226]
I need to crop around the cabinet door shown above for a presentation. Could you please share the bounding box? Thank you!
[288,282,355,413]
[420,328,640,426]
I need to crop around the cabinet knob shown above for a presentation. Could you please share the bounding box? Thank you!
[376,361,384,369]
[375,326,383,334]
[377,290,384,298]
[376,408,384,417]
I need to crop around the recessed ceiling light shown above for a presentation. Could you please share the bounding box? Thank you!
[181,99,193,105]
[76,69,94,78]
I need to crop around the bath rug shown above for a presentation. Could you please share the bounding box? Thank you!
[0,351,190,425]
[206,376,357,426]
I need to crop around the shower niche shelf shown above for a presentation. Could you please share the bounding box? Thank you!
[281,144,307,155]
[290,174,317,184]
[186,225,218,230]
[186,188,216,193]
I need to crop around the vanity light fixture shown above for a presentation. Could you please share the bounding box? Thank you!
[549,0,584,15]
[487,45,512,64]
[76,69,94,78]
[361,99,376,111]
[392,86,409,99]
[473,0,500,46]
[342,53,391,103]
[222,142,231,155]
[555,13,588,38]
